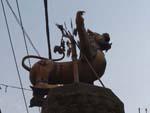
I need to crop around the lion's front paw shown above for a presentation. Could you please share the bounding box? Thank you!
[76,11,85,26]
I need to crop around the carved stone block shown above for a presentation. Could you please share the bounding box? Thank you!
[41,83,124,113]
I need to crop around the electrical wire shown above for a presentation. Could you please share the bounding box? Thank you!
[0,83,32,91]
[44,0,52,59]
[83,55,105,87]
[1,0,29,113]
[73,37,105,87]
[15,0,31,67]
[5,0,40,56]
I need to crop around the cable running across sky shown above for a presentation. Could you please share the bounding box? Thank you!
[1,0,30,113]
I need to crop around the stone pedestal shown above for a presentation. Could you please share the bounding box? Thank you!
[41,83,124,113]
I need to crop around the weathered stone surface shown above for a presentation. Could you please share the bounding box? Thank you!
[42,83,124,113]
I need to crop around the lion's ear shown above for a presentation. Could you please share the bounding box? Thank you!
[87,29,94,34]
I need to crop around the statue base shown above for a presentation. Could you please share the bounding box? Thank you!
[41,83,124,113]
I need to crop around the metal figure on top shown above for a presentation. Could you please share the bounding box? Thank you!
[22,11,112,107]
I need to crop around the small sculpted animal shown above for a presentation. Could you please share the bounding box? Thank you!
[22,11,111,88]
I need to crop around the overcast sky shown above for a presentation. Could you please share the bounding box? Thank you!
[0,0,150,113]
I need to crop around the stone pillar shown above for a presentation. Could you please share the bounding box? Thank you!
[41,83,124,113]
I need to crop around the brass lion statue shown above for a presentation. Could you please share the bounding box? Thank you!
[22,11,111,88]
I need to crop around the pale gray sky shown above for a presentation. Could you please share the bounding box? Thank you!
[0,0,150,113]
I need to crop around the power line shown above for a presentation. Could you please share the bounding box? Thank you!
[1,0,29,113]
[70,35,105,87]
[15,0,31,67]
[5,0,40,56]
[0,83,31,91]
[44,0,52,59]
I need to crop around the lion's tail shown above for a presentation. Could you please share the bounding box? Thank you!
[22,55,30,71]
[22,55,49,71]
[22,53,65,72]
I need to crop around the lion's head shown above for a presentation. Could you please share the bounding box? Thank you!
[87,29,112,52]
